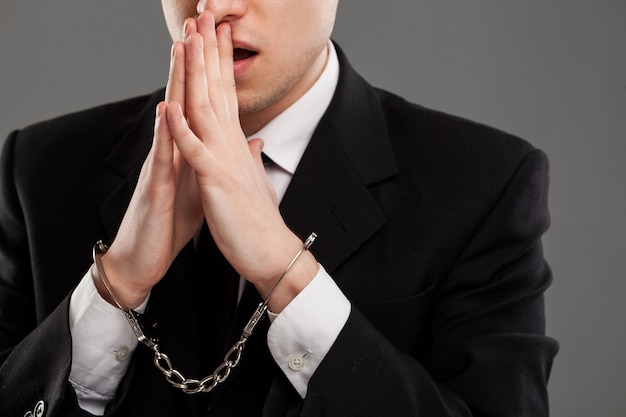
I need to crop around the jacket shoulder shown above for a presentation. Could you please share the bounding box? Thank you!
[375,88,536,156]
[374,88,545,181]
[9,90,163,161]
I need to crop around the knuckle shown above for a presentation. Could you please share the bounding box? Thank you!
[187,141,206,160]
[207,75,223,86]
[189,101,214,117]
[225,80,237,95]
[199,102,214,114]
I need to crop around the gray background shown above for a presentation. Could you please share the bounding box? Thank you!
[1,1,624,416]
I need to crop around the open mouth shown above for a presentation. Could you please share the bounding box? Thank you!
[233,48,257,62]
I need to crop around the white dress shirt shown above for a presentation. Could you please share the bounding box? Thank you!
[69,42,350,415]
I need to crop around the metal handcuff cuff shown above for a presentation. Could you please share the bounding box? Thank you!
[92,232,317,395]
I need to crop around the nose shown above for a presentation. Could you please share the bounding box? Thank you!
[197,0,247,23]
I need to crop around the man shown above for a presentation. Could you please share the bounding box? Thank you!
[0,0,558,416]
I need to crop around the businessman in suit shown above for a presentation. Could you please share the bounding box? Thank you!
[0,0,558,416]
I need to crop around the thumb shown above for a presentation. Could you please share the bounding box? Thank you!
[248,138,265,168]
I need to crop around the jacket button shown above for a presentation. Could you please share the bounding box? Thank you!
[34,401,46,417]
[24,400,45,417]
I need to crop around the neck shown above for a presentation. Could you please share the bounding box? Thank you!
[239,45,329,136]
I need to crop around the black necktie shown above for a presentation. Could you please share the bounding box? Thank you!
[194,224,240,368]
[261,152,274,167]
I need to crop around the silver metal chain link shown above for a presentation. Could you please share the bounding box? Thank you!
[129,302,266,394]
[93,233,316,395]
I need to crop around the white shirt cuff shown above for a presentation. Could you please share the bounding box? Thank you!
[266,264,350,398]
[68,267,149,415]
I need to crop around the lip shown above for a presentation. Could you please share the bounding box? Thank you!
[231,40,258,78]
[232,52,257,78]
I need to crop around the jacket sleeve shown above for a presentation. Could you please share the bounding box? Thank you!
[0,131,35,355]
[0,132,91,416]
[0,297,76,416]
[272,149,559,417]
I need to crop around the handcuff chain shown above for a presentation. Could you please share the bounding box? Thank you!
[141,306,261,394]
[92,233,316,395]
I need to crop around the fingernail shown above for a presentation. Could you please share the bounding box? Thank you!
[174,102,184,118]
[170,43,176,59]
[196,0,207,15]
[183,19,190,38]
[156,102,166,122]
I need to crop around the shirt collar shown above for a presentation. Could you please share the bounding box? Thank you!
[246,42,340,175]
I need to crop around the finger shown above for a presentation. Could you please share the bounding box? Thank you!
[184,33,215,138]
[216,22,238,121]
[167,17,195,119]
[167,101,212,175]
[196,0,207,15]
[151,101,174,182]
[248,138,279,206]
[248,138,265,169]
[183,17,197,40]
[197,11,230,120]
[165,42,186,113]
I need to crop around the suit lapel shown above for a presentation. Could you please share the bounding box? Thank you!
[280,47,398,275]
[98,89,164,242]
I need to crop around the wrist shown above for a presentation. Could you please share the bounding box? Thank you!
[91,263,118,307]
[94,251,150,310]
[264,251,319,314]
[252,234,319,314]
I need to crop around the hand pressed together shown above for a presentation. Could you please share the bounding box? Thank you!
[100,11,318,312]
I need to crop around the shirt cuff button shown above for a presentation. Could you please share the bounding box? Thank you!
[288,354,306,371]
[115,346,131,362]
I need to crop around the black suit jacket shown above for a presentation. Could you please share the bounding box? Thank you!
[0,48,558,416]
